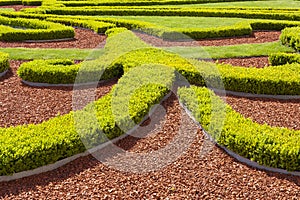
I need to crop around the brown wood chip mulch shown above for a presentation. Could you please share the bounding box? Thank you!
[0,30,299,199]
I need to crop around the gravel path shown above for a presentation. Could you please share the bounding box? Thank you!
[1,95,299,199]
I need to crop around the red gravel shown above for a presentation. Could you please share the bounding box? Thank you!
[0,5,37,11]
[136,31,281,47]
[0,28,106,49]
[0,95,299,199]
[0,60,116,127]
[213,56,270,68]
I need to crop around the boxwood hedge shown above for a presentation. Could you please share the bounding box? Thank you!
[269,53,300,66]
[0,16,74,41]
[2,28,300,175]
[17,28,300,95]
[0,51,9,73]
[178,86,300,171]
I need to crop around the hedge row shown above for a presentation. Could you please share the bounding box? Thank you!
[1,11,300,40]
[178,86,300,171]
[269,53,300,66]
[18,28,300,95]
[55,0,260,7]
[0,0,41,6]
[3,28,300,175]
[17,28,149,84]
[46,17,116,33]
[0,0,21,6]
[0,16,74,41]
[0,62,174,175]
[36,6,300,21]
[280,27,300,51]
[0,52,9,73]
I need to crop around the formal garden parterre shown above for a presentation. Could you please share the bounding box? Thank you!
[0,0,299,198]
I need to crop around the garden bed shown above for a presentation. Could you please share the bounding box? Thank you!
[0,94,299,199]
[0,28,106,48]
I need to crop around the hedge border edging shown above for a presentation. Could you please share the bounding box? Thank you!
[0,69,7,77]
[179,101,300,177]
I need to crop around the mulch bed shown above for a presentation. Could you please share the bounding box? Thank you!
[0,30,299,198]
[0,60,116,127]
[135,31,281,47]
[212,56,270,68]
[0,95,299,199]
[0,28,106,49]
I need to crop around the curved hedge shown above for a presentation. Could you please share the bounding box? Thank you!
[18,29,300,95]
[0,16,74,41]
[0,52,9,73]
[269,53,300,66]
[280,27,300,51]
[178,86,300,171]
[2,28,300,175]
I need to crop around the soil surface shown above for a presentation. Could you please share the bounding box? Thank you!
[0,60,116,127]
[0,30,299,199]
[0,95,299,199]
[213,56,270,68]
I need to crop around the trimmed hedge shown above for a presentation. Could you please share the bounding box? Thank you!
[0,16,74,41]
[46,17,116,34]
[37,6,300,21]
[3,28,300,175]
[0,51,9,73]
[280,27,300,51]
[56,0,261,7]
[178,86,300,171]
[269,53,300,66]
[0,63,174,175]
[18,28,300,95]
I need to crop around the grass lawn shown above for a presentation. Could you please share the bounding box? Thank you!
[164,42,295,59]
[1,42,294,60]
[95,15,248,29]
[152,0,300,8]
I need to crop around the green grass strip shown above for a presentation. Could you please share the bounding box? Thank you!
[164,42,295,59]
[1,42,295,60]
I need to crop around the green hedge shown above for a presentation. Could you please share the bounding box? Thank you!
[3,27,300,175]
[18,28,300,95]
[178,86,300,171]
[1,11,300,40]
[0,63,174,175]
[280,27,300,51]
[22,0,42,6]
[46,17,116,34]
[269,53,300,66]
[56,0,261,7]
[37,6,300,21]
[0,0,21,6]
[0,51,9,73]
[0,16,74,41]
